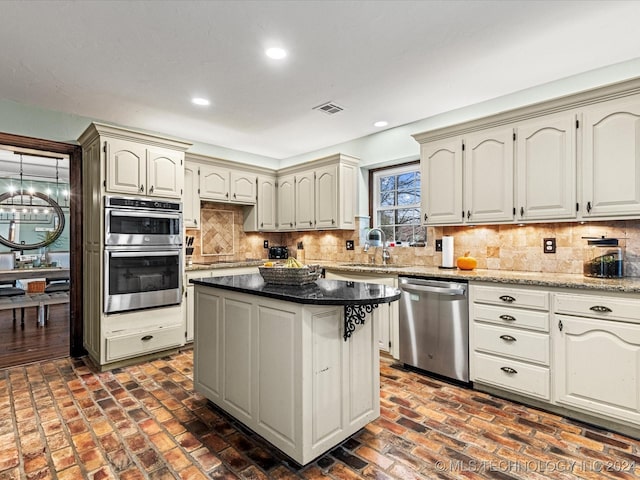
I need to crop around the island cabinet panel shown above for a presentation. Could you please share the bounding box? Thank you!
[193,291,222,401]
[223,298,253,421]
[348,307,378,423]
[311,309,343,445]
[257,304,298,447]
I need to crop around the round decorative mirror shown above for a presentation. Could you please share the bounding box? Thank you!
[0,190,66,250]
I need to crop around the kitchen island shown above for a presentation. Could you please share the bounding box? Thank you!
[190,274,400,465]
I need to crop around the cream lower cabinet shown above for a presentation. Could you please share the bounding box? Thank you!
[324,270,398,357]
[470,283,551,400]
[553,292,640,426]
[184,266,259,342]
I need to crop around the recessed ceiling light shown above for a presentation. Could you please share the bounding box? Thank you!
[192,97,210,106]
[265,47,287,60]
[374,121,388,128]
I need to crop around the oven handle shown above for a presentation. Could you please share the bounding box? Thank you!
[108,250,181,258]
[107,209,181,220]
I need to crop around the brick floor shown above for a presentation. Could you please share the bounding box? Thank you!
[1,351,639,479]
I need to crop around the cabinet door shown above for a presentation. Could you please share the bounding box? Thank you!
[185,284,194,342]
[277,175,296,230]
[147,148,183,199]
[200,165,230,201]
[554,314,640,425]
[257,175,277,230]
[516,114,576,221]
[230,171,257,204]
[582,96,640,217]
[105,138,145,195]
[295,171,315,229]
[464,127,514,223]
[421,138,463,225]
[315,165,338,229]
[183,163,200,228]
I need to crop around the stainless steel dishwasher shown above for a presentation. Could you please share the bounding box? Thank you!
[398,277,469,382]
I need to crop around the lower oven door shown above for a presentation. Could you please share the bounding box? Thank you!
[104,248,182,314]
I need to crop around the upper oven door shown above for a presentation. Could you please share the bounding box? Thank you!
[105,208,182,247]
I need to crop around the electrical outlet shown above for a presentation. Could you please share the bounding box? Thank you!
[263,240,269,249]
[346,240,354,250]
[543,238,556,254]
[435,239,443,252]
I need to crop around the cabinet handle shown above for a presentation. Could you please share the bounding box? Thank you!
[225,192,229,198]
[149,185,154,194]
[467,210,471,219]
[499,335,517,342]
[499,295,516,303]
[558,319,563,331]
[194,219,197,225]
[290,222,293,227]
[520,206,524,217]
[309,221,313,226]
[499,314,516,322]
[233,193,236,199]
[139,184,144,192]
[590,305,612,313]
[141,335,153,341]
[331,219,335,225]
[260,222,263,228]
[500,367,517,374]
[586,201,592,213]
[424,213,428,221]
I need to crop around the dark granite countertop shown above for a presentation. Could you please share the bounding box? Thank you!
[190,274,401,306]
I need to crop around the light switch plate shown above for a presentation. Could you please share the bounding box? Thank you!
[263,240,269,249]
[543,238,556,254]
[435,239,443,252]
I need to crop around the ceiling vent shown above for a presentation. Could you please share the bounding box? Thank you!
[313,101,344,115]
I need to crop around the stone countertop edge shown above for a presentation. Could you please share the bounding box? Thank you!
[185,260,264,271]
[190,274,401,306]
[320,263,640,294]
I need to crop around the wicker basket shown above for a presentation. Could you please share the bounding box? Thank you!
[258,265,321,285]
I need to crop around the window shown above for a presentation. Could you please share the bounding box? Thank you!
[371,163,426,245]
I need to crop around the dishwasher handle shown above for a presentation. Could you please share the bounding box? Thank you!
[400,283,466,296]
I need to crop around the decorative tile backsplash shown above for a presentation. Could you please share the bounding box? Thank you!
[186,202,640,277]
[200,208,235,256]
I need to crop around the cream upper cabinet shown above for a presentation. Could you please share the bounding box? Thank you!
[582,95,640,218]
[200,165,257,204]
[199,165,230,201]
[105,140,183,199]
[257,175,277,230]
[315,165,338,229]
[183,162,200,229]
[277,174,296,230]
[295,170,315,229]
[421,137,463,225]
[464,126,514,223]
[515,114,577,221]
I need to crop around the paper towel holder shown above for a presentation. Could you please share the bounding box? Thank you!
[438,235,457,269]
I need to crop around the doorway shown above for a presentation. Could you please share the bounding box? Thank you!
[0,132,82,368]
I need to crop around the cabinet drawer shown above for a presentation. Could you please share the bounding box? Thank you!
[554,293,640,324]
[473,303,549,332]
[106,325,183,362]
[473,352,550,400]
[473,323,549,365]
[472,285,549,311]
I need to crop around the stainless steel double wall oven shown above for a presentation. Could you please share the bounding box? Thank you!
[104,196,183,314]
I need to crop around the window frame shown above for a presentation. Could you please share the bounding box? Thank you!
[368,160,424,245]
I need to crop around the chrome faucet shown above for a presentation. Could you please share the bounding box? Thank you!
[364,228,391,265]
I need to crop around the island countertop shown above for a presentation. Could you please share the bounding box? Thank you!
[190,273,401,305]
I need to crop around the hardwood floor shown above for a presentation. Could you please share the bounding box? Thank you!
[0,302,69,369]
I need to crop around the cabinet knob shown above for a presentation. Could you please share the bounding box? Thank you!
[139,184,144,192]
[499,314,516,322]
[499,334,517,342]
[589,305,612,313]
[149,185,154,194]
[500,366,517,374]
[499,295,516,303]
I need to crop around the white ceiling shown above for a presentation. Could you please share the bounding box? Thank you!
[2,0,640,160]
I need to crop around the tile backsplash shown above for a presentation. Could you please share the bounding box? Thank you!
[186,203,640,277]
